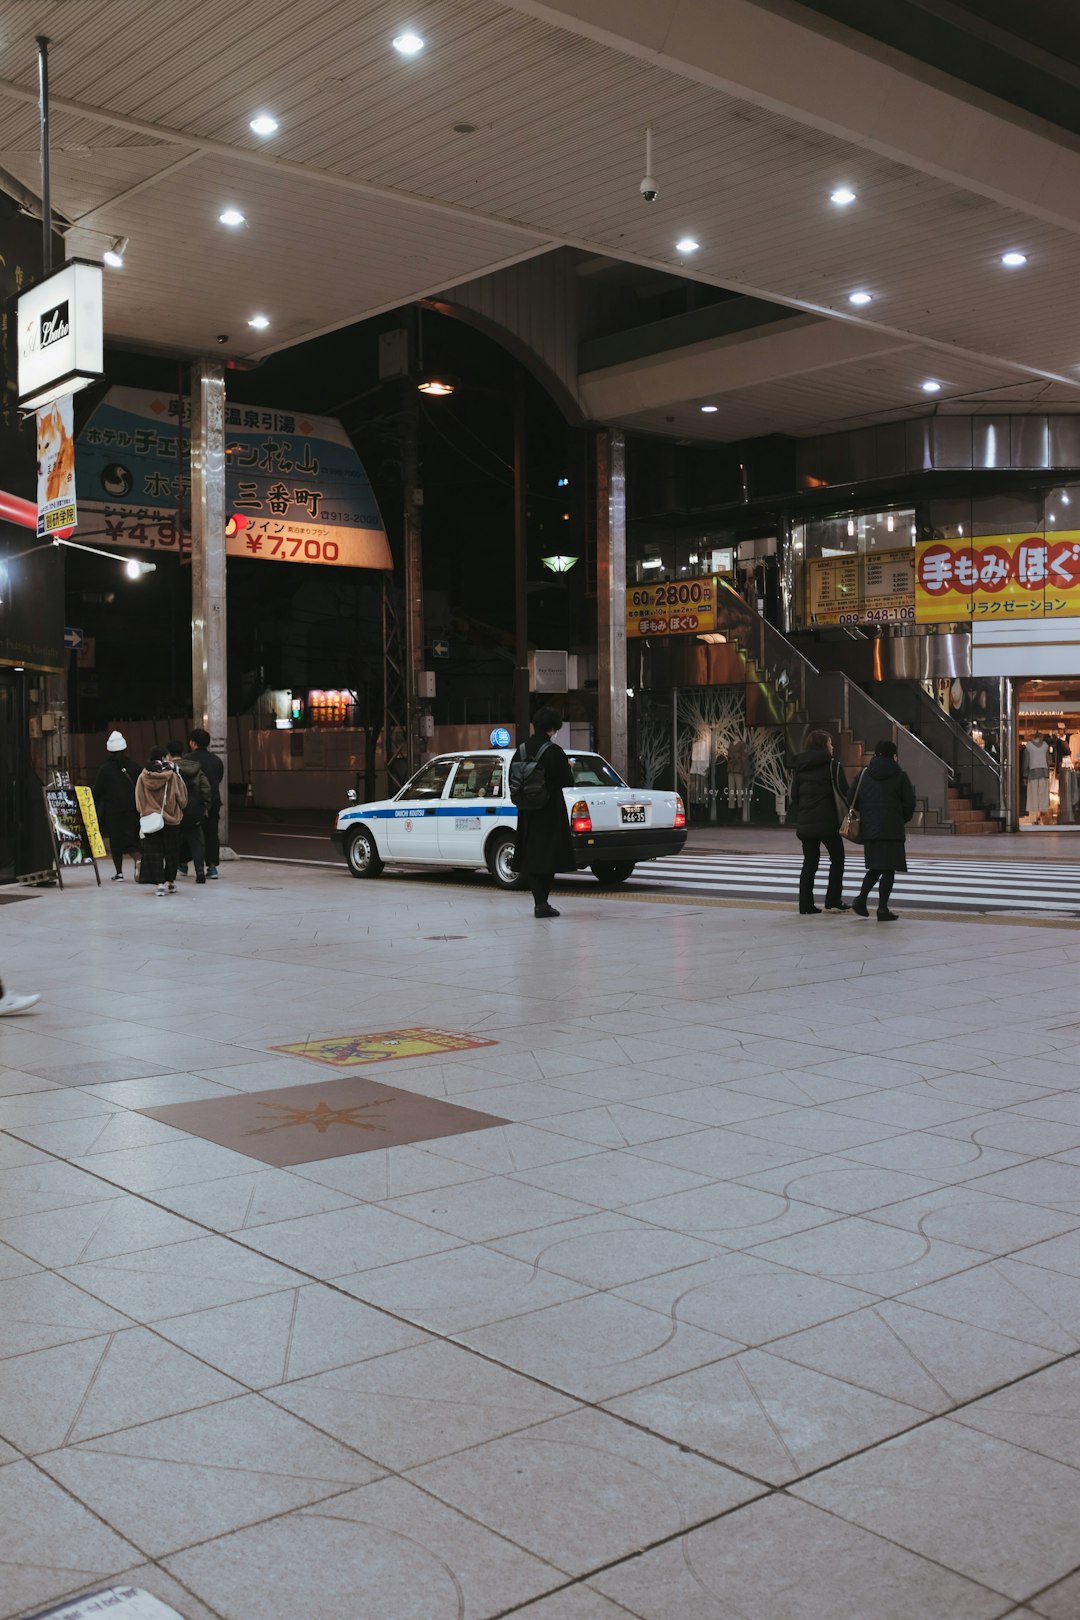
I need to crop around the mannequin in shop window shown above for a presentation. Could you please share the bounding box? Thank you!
[1022,731,1053,825]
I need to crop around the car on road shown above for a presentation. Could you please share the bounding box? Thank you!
[332,747,686,888]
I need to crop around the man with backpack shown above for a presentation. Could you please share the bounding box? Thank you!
[509,706,574,918]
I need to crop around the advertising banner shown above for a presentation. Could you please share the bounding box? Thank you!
[17,260,104,411]
[44,785,100,875]
[36,394,77,537]
[915,533,1080,623]
[626,576,717,638]
[75,387,391,569]
[806,549,915,625]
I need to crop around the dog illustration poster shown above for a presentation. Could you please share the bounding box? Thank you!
[37,395,77,538]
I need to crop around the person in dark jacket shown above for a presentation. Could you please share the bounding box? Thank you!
[512,706,575,918]
[852,740,917,921]
[168,740,212,883]
[186,728,225,877]
[789,728,849,914]
[92,730,141,881]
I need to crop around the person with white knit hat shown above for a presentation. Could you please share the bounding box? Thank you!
[92,730,141,881]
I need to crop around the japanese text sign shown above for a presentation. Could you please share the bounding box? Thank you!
[807,548,915,626]
[75,386,391,568]
[915,533,1080,623]
[626,577,717,638]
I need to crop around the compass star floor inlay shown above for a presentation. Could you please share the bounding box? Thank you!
[271,1027,498,1068]
[136,1077,510,1167]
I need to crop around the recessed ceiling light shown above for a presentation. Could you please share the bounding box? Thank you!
[830,187,857,207]
[675,236,699,254]
[700,404,718,413]
[248,314,270,330]
[219,208,245,227]
[848,290,873,306]
[921,379,941,393]
[249,114,278,136]
[392,30,425,55]
[1001,250,1027,268]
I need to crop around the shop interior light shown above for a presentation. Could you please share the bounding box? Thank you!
[103,235,128,268]
[1001,251,1028,268]
[887,513,895,531]
[556,476,569,487]
[830,187,857,206]
[847,517,856,536]
[641,557,663,569]
[848,290,872,306]
[921,379,942,393]
[249,114,279,136]
[541,554,578,572]
[248,314,270,330]
[392,30,426,55]
[219,208,245,227]
[675,236,700,254]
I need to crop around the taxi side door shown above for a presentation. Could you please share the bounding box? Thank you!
[385,757,454,860]
[437,755,507,866]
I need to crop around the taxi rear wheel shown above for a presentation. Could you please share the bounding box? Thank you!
[591,861,635,885]
[346,827,384,879]
[487,830,527,890]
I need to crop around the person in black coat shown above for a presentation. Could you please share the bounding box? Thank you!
[852,740,917,921]
[512,706,575,918]
[789,728,849,914]
[92,731,141,881]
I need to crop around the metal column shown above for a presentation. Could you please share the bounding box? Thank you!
[999,675,1016,831]
[190,359,229,843]
[596,427,628,776]
[513,372,530,744]
[403,309,424,771]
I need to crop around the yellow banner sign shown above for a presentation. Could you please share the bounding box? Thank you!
[626,576,717,638]
[915,533,1080,623]
[807,549,915,625]
[73,786,107,858]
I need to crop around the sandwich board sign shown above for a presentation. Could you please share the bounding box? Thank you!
[43,781,103,887]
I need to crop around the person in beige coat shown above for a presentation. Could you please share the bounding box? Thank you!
[135,746,188,895]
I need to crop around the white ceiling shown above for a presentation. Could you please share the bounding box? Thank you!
[2,0,1080,439]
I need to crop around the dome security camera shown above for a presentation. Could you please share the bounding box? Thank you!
[640,176,658,203]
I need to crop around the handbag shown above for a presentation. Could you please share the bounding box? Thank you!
[839,767,865,843]
[139,811,165,837]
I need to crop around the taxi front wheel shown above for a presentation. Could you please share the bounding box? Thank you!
[591,861,635,885]
[346,827,384,879]
[487,831,528,891]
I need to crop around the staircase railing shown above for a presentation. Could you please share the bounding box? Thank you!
[873,681,1001,811]
[713,582,953,826]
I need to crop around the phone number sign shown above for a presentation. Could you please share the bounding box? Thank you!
[626,576,717,638]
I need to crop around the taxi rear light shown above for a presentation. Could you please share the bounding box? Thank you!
[674,795,686,829]
[571,799,592,833]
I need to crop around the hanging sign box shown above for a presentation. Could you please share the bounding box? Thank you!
[17,260,104,411]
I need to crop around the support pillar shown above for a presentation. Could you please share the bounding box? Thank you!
[513,371,530,744]
[190,358,229,844]
[596,427,628,776]
[999,675,1016,831]
[403,308,424,772]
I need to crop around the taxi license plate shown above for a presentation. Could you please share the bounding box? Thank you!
[620,804,647,825]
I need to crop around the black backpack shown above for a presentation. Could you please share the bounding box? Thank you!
[509,740,553,810]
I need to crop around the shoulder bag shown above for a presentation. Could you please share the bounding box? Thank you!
[840,767,865,843]
[139,811,165,837]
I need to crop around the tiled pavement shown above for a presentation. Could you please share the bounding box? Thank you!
[1,867,1080,1619]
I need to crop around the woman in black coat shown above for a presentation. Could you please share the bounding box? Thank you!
[852,740,917,921]
[512,705,574,918]
[789,728,849,914]
[92,731,141,880]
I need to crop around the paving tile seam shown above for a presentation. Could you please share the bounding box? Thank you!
[8,1122,1080,1542]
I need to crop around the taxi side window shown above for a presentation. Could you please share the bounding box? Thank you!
[450,757,504,800]
[405,760,453,800]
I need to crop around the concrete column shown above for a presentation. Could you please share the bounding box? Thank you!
[596,427,628,776]
[403,310,424,771]
[190,359,229,843]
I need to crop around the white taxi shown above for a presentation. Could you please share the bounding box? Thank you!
[332,747,686,888]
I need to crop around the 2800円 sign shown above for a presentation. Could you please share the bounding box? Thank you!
[626,576,717,638]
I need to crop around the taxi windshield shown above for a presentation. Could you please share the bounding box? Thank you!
[567,754,626,788]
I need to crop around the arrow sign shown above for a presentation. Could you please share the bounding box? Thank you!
[431,638,450,659]
[64,626,85,651]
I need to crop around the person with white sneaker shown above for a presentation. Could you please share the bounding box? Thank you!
[0,980,40,1015]
[135,746,187,895]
